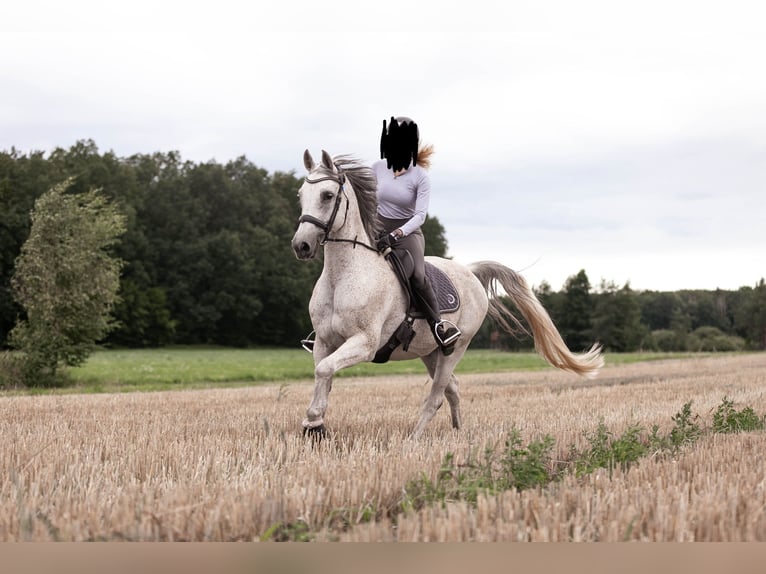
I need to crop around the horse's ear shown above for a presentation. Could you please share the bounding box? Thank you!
[320,150,335,171]
[303,149,315,171]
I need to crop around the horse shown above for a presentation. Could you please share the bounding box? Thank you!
[291,150,604,439]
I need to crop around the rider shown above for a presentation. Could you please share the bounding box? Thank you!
[373,116,461,354]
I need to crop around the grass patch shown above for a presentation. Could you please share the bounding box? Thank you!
[68,347,317,390]
[4,346,708,394]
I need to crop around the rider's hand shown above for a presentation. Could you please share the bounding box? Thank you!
[376,232,398,252]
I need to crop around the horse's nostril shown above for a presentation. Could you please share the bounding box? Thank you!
[293,240,313,259]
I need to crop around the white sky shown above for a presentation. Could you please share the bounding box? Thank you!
[3,0,765,291]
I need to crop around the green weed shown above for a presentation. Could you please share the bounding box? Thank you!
[402,398,765,515]
[403,430,555,511]
[574,423,648,476]
[712,396,765,433]
[669,401,703,448]
[260,520,313,542]
[325,503,378,533]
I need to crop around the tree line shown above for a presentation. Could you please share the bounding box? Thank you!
[0,140,448,350]
[474,270,766,352]
[1,141,764,354]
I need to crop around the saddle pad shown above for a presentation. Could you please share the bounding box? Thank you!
[425,262,460,313]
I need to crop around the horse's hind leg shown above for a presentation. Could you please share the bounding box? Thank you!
[414,350,464,438]
[421,352,461,431]
[444,374,461,430]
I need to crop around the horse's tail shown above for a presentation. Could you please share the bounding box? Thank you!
[469,260,604,379]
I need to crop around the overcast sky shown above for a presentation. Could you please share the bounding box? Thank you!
[3,0,764,292]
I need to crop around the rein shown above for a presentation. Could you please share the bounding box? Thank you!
[299,168,379,253]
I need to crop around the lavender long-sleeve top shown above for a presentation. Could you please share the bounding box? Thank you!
[372,160,431,237]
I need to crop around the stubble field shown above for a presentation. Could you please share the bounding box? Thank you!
[2,353,765,541]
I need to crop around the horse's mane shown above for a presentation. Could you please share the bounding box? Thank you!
[317,155,382,242]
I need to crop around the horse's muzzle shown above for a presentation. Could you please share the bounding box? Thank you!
[292,237,317,260]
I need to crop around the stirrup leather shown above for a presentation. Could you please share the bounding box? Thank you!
[434,320,461,346]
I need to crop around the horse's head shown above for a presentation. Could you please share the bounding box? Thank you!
[292,149,347,260]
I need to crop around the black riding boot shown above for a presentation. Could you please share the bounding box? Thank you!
[413,278,461,355]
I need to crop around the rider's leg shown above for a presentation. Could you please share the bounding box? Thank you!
[385,224,461,354]
[412,275,461,352]
[403,232,461,353]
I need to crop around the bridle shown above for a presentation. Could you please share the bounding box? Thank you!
[298,167,378,253]
[298,170,348,243]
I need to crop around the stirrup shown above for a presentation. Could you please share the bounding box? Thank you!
[301,330,316,353]
[434,320,461,347]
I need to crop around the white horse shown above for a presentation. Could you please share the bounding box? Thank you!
[291,150,603,439]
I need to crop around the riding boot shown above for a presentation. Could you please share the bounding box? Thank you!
[413,278,461,355]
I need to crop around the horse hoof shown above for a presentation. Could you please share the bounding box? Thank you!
[303,424,327,441]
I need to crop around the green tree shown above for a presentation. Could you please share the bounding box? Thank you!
[639,291,681,331]
[0,148,58,344]
[559,270,594,351]
[422,216,448,258]
[669,306,692,350]
[256,169,321,345]
[679,289,731,332]
[9,180,126,384]
[736,279,766,349]
[110,279,175,347]
[591,280,647,352]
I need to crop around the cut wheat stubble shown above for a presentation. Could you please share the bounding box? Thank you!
[1,354,765,541]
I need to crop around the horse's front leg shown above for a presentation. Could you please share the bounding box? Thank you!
[302,334,375,433]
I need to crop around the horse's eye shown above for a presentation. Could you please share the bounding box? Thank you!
[321,191,334,201]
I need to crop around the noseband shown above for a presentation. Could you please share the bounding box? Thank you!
[298,167,378,252]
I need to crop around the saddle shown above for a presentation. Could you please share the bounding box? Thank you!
[371,250,460,363]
